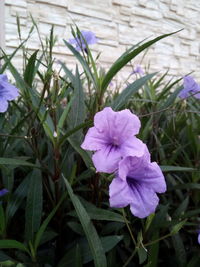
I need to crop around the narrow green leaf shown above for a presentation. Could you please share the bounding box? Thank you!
[0,205,6,235]
[138,247,147,265]
[24,50,39,87]
[67,137,93,168]
[63,176,107,267]
[170,219,187,235]
[34,193,67,250]
[68,67,86,141]
[81,235,123,264]
[160,165,195,172]
[0,158,39,168]
[6,173,30,223]
[74,198,125,223]
[111,73,156,110]
[172,233,187,266]
[25,169,43,242]
[0,240,29,254]
[101,30,182,91]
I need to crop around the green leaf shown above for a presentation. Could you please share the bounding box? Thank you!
[170,219,187,235]
[0,158,39,168]
[0,240,29,254]
[111,73,156,110]
[6,173,30,224]
[172,233,187,267]
[138,247,147,265]
[63,175,107,267]
[67,137,93,168]
[160,165,195,172]
[147,231,159,267]
[81,235,123,264]
[0,205,6,235]
[68,67,86,141]
[0,251,13,262]
[70,198,125,223]
[173,183,200,190]
[58,235,123,266]
[34,193,67,251]
[25,169,43,242]
[173,197,189,218]
[24,50,39,87]
[101,30,182,92]
[63,40,96,87]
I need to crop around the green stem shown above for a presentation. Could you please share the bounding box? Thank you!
[122,209,136,245]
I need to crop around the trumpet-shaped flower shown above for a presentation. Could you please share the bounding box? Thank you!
[69,30,97,51]
[109,146,166,218]
[81,107,145,173]
[0,74,19,113]
[179,76,200,99]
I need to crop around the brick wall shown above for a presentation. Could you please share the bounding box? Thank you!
[4,0,200,81]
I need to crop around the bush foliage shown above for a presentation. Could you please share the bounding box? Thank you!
[0,21,199,266]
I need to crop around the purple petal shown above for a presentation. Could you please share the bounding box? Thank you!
[0,74,8,83]
[81,127,108,151]
[198,233,200,244]
[81,30,98,45]
[179,76,200,99]
[119,149,166,193]
[0,74,19,112]
[129,183,159,218]
[118,145,151,180]
[94,107,141,139]
[0,97,8,113]
[121,136,146,158]
[109,177,133,208]
[68,30,97,51]
[92,146,121,173]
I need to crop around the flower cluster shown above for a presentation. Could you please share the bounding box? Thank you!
[81,107,166,218]
[179,75,200,99]
[0,74,19,113]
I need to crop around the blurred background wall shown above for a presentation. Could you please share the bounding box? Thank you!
[3,0,200,81]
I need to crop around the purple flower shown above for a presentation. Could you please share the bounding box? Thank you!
[81,107,145,173]
[109,146,166,218]
[69,30,98,51]
[198,232,200,244]
[179,76,200,99]
[131,65,144,75]
[0,74,19,113]
[0,188,9,197]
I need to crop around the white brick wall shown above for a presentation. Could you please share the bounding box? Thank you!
[4,0,200,81]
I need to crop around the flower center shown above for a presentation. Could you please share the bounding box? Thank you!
[112,136,119,146]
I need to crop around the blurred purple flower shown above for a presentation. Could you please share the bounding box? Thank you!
[0,188,9,197]
[69,30,98,51]
[109,146,166,218]
[0,74,19,113]
[131,65,144,75]
[81,107,145,173]
[179,76,200,99]
[198,232,200,244]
